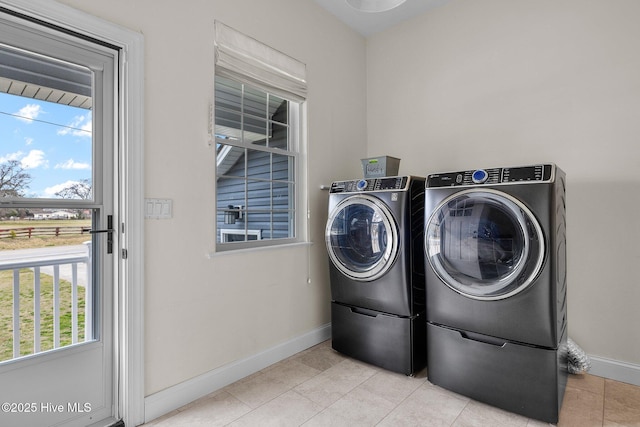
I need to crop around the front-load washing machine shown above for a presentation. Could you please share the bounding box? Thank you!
[423,164,568,423]
[326,176,426,375]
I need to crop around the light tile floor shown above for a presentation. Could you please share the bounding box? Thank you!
[144,340,640,426]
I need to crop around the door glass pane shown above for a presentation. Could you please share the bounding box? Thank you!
[442,198,524,281]
[0,45,95,363]
[426,193,531,298]
[0,45,93,201]
[329,204,389,272]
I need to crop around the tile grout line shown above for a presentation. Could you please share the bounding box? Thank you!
[600,379,607,427]
[449,398,472,427]
[291,360,338,426]
[225,355,366,426]
[374,376,429,426]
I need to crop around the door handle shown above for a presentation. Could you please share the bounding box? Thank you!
[89,215,114,254]
[460,330,507,348]
[350,307,380,317]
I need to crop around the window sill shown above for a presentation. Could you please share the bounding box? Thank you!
[207,241,313,258]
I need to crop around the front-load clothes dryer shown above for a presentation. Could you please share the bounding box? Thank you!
[423,164,568,423]
[326,176,426,375]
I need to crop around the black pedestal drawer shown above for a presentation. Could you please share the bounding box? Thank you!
[331,302,426,375]
[427,322,568,423]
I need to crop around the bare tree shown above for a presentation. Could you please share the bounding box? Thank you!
[0,160,31,198]
[55,179,92,200]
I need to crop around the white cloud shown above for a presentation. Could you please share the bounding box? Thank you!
[24,137,34,146]
[1,150,49,169]
[0,151,24,163]
[20,149,48,169]
[57,113,92,138]
[16,104,42,123]
[43,180,80,198]
[55,159,91,170]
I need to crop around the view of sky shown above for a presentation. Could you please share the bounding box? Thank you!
[0,92,92,199]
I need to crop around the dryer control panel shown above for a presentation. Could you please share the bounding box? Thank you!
[427,164,554,188]
[330,176,409,193]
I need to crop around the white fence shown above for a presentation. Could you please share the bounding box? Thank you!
[0,243,91,360]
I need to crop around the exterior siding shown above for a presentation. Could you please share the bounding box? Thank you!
[216,149,294,242]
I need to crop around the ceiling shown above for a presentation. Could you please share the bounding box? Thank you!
[0,45,92,109]
[313,0,449,37]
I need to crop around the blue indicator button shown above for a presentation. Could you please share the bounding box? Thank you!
[472,169,488,184]
[356,179,368,190]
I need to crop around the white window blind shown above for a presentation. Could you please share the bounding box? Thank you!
[214,21,307,102]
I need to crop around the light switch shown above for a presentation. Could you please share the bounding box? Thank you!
[145,198,173,219]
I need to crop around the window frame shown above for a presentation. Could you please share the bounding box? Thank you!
[220,228,262,242]
[214,74,305,252]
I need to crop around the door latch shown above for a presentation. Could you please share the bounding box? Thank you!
[89,215,114,254]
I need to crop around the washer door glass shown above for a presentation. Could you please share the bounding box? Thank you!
[326,195,398,281]
[425,189,545,300]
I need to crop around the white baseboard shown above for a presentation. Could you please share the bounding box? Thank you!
[588,354,640,387]
[144,324,331,423]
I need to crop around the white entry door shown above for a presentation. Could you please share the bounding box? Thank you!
[0,10,118,427]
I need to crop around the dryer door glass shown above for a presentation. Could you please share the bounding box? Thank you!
[326,195,398,281]
[425,189,544,300]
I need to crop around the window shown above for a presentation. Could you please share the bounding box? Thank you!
[213,22,306,251]
[220,229,262,242]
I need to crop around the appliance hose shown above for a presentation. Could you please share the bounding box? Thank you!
[567,337,591,374]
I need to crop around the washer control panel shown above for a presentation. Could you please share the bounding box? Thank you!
[427,164,553,188]
[330,176,409,193]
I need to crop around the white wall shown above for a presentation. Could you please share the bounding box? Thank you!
[367,0,640,365]
[59,0,368,396]
[57,0,640,403]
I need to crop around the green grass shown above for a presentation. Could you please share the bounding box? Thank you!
[0,223,90,362]
[0,268,86,362]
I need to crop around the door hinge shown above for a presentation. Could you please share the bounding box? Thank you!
[122,249,128,259]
